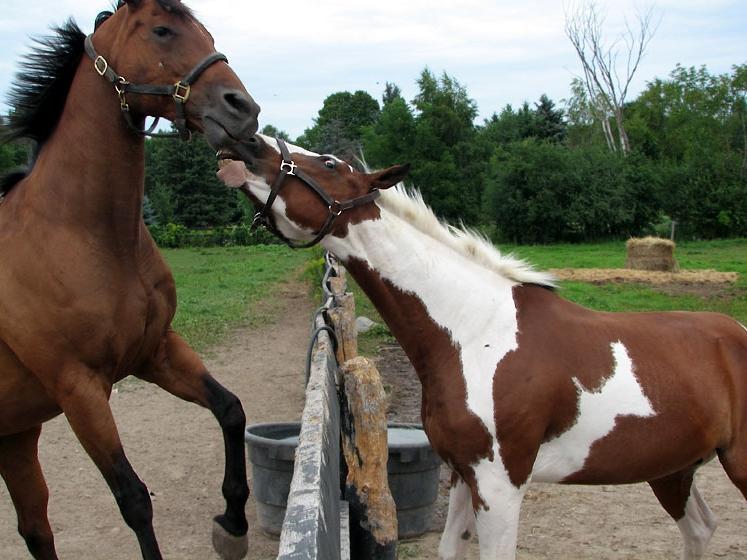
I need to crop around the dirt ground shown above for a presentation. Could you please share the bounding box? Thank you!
[0,278,312,560]
[2,277,746,560]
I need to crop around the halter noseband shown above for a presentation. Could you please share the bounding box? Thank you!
[84,35,227,140]
[246,138,381,249]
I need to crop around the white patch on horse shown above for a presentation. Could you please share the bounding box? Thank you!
[532,341,656,482]
[240,173,317,242]
[326,212,521,514]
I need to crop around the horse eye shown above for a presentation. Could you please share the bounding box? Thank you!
[324,160,336,169]
[152,26,174,39]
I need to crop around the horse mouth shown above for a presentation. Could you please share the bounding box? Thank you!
[203,116,244,151]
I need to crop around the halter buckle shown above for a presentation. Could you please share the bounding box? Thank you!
[173,82,191,103]
[280,160,297,176]
[94,56,109,76]
[250,212,265,232]
[329,201,344,217]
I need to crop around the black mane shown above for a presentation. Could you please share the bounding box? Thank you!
[0,20,85,195]
[3,19,86,146]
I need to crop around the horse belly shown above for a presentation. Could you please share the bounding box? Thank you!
[531,400,727,485]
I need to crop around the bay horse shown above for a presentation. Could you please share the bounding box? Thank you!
[0,2,259,559]
[218,136,747,559]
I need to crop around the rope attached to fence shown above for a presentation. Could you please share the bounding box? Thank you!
[304,252,341,385]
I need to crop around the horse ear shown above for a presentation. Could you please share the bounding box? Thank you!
[369,164,410,190]
[94,11,114,31]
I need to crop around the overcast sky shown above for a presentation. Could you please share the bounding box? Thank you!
[1,0,745,138]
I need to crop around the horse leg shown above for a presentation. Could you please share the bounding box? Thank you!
[56,369,162,560]
[0,426,57,560]
[138,330,248,560]
[648,468,717,560]
[471,462,527,560]
[438,472,476,560]
[719,440,747,500]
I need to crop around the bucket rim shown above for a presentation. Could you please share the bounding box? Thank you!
[245,421,302,446]
[387,422,432,451]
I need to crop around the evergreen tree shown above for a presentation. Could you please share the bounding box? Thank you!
[299,90,380,162]
[145,132,241,228]
[260,124,290,141]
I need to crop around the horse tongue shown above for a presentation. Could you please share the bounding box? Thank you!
[217,160,249,188]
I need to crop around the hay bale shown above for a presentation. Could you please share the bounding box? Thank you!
[626,237,679,272]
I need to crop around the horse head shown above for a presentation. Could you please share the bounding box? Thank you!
[218,135,410,247]
[90,0,259,146]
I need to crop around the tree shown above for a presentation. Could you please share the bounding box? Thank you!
[482,141,660,243]
[409,69,486,223]
[565,1,659,154]
[626,64,747,237]
[533,94,566,143]
[299,91,380,161]
[145,132,242,228]
[361,95,416,170]
[382,82,402,106]
[260,124,290,141]
[0,115,31,173]
[481,95,566,145]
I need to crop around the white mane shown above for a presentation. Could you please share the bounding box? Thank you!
[377,186,557,288]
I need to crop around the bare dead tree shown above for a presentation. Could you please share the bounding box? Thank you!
[565,1,659,154]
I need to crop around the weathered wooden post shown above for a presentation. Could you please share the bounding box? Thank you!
[340,357,398,559]
[327,266,358,363]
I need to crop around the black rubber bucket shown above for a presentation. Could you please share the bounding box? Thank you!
[244,422,441,538]
[244,422,300,536]
[386,423,442,538]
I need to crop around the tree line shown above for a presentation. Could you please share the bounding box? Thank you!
[2,62,745,243]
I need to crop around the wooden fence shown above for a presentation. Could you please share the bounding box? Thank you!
[276,253,396,560]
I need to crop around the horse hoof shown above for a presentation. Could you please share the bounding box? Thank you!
[212,520,248,560]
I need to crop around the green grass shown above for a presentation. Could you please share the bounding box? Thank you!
[351,239,747,353]
[503,238,747,324]
[164,245,311,350]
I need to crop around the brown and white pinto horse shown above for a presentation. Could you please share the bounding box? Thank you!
[219,135,747,559]
[0,2,258,559]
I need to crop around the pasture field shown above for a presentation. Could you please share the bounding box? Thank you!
[160,239,745,354]
[353,238,747,354]
[163,245,310,350]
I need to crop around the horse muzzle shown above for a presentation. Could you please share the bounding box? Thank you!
[202,87,260,150]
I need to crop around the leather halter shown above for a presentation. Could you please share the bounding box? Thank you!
[83,35,227,140]
[246,138,381,249]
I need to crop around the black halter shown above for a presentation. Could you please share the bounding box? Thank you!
[245,138,382,249]
[83,35,227,140]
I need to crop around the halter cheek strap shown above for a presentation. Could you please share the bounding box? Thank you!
[248,138,381,249]
[84,35,228,140]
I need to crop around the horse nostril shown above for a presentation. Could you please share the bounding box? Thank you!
[222,89,260,118]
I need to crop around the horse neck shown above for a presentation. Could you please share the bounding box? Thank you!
[324,212,520,383]
[23,57,147,247]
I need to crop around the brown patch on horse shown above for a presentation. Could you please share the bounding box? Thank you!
[344,257,494,509]
[484,285,615,487]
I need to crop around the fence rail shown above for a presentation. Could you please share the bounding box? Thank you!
[277,253,394,559]
[277,255,345,560]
